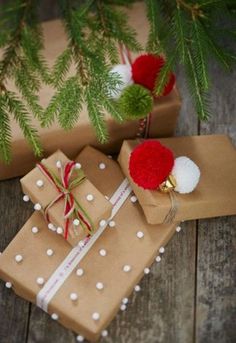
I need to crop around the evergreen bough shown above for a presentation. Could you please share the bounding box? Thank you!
[0,0,235,162]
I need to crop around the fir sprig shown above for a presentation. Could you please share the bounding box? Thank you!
[146,0,236,119]
[0,0,46,162]
[43,0,140,142]
[0,93,11,162]
[42,76,82,129]
[4,90,42,156]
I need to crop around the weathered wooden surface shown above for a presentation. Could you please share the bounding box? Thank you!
[0,181,32,343]
[0,10,236,343]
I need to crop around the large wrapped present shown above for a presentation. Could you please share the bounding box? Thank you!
[0,2,181,181]
[20,150,112,247]
[0,146,179,341]
[118,135,236,224]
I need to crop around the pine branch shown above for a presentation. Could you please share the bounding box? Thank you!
[0,0,47,162]
[51,48,72,87]
[21,24,50,84]
[0,0,39,81]
[42,76,82,129]
[4,90,42,156]
[95,1,142,53]
[186,47,210,120]
[0,94,11,163]
[173,6,188,63]
[155,49,178,96]
[86,87,108,144]
[47,0,138,143]
[192,19,210,90]
[15,60,43,119]
[146,0,235,120]
[102,98,123,122]
[145,0,164,53]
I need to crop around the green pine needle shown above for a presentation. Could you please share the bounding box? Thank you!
[86,88,108,144]
[0,98,11,163]
[15,62,43,119]
[4,91,43,156]
[192,20,210,90]
[145,0,165,53]
[186,48,211,120]
[42,76,82,130]
[51,48,72,87]
[155,50,177,96]
[173,6,187,63]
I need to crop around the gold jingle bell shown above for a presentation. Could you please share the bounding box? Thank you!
[159,174,176,193]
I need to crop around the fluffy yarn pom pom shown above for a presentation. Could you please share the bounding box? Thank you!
[172,156,200,194]
[118,84,153,119]
[131,54,175,95]
[129,140,174,189]
[109,64,133,99]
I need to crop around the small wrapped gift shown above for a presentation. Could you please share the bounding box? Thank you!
[0,147,178,341]
[20,150,112,246]
[118,135,236,224]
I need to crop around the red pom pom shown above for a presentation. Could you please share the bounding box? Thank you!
[131,54,175,96]
[129,140,174,190]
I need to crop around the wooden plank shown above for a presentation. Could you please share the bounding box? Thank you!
[0,284,30,343]
[196,53,236,343]
[0,178,32,343]
[196,216,236,343]
[27,305,76,343]
[199,67,236,144]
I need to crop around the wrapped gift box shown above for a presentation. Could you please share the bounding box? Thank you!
[0,2,181,181]
[0,147,179,341]
[20,150,112,247]
[118,135,236,224]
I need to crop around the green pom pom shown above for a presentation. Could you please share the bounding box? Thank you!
[118,84,153,119]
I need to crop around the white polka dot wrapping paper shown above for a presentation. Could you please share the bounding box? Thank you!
[0,146,178,342]
[20,150,112,247]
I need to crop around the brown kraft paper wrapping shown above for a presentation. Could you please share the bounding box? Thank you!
[20,150,112,247]
[0,147,179,341]
[0,2,181,181]
[118,135,236,224]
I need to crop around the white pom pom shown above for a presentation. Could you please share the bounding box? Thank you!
[109,64,133,99]
[172,156,200,194]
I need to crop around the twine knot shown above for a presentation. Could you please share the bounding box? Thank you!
[37,160,94,240]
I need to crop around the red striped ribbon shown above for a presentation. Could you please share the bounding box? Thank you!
[37,161,92,240]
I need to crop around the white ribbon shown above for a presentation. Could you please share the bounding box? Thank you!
[120,44,131,67]
[36,178,132,312]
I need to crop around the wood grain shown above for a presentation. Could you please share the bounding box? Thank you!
[196,217,236,343]
[27,305,76,343]
[195,58,236,343]
[0,179,32,343]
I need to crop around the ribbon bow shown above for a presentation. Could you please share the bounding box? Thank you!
[37,161,94,240]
